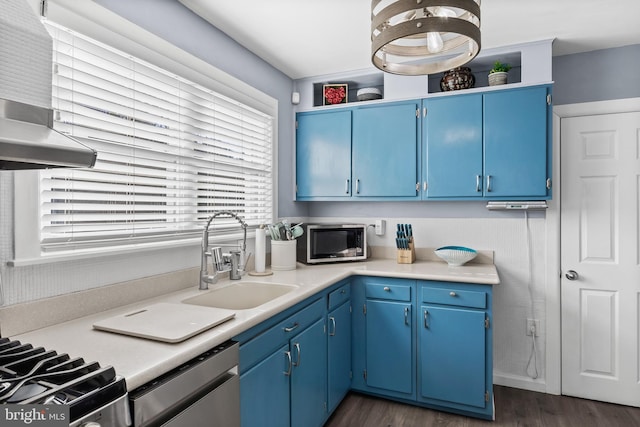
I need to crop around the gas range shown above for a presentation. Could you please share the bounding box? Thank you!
[0,337,130,426]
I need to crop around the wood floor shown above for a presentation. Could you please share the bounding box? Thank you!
[324,386,640,427]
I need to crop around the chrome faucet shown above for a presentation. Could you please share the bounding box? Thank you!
[200,211,248,290]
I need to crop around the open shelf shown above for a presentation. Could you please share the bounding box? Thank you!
[312,73,384,107]
[427,51,522,93]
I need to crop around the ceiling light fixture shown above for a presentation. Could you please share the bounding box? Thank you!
[371,0,481,75]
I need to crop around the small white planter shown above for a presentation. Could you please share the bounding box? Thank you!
[488,71,508,86]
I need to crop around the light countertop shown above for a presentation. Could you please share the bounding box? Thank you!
[13,259,498,391]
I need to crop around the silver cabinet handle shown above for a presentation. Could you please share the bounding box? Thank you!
[404,307,409,325]
[450,291,457,297]
[284,322,299,333]
[383,286,391,292]
[423,309,429,329]
[565,270,579,281]
[284,351,292,376]
[345,179,350,194]
[476,175,482,192]
[329,316,336,336]
[340,289,346,294]
[486,175,492,192]
[293,343,301,367]
[356,179,360,194]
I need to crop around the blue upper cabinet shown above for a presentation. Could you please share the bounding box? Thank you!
[424,94,483,198]
[423,84,551,200]
[295,101,420,201]
[483,86,551,198]
[352,102,420,198]
[295,84,551,201]
[296,110,352,198]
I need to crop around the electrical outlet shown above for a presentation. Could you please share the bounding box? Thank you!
[375,219,385,236]
[526,318,540,336]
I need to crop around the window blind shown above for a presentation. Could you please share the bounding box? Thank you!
[41,22,273,251]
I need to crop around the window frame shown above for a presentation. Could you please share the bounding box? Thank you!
[12,0,278,265]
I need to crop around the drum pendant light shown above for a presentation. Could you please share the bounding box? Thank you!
[371,0,481,75]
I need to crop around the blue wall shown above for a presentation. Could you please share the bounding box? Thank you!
[95,0,307,220]
[553,44,640,105]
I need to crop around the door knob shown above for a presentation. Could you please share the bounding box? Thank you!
[565,270,579,281]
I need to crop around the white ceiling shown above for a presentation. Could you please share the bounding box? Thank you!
[178,0,640,80]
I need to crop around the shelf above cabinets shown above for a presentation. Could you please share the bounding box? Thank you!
[294,40,553,112]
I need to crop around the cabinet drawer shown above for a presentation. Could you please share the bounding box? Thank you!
[328,283,350,310]
[240,298,324,372]
[365,282,411,302]
[422,287,486,309]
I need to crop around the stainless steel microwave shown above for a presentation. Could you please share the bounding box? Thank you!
[296,224,367,264]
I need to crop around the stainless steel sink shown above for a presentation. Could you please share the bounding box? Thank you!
[182,281,298,310]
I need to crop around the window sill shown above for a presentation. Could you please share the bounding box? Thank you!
[8,231,253,267]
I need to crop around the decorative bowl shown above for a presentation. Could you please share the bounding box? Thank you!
[440,67,475,91]
[357,87,382,101]
[434,246,477,266]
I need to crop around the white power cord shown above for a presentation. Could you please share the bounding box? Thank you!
[524,210,539,379]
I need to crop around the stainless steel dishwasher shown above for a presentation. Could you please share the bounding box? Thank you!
[128,340,239,427]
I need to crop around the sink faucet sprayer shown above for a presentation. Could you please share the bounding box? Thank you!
[200,211,250,290]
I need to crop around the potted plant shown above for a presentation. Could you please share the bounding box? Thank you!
[488,61,512,86]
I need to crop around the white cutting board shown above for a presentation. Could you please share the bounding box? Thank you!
[93,302,235,343]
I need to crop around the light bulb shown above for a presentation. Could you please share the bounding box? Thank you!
[427,32,444,53]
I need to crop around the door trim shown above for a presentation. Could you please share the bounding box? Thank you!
[546,97,640,395]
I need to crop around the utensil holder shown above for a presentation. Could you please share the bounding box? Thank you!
[397,238,416,264]
[271,239,297,271]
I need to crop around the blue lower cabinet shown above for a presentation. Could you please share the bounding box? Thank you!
[419,305,486,407]
[290,318,327,427]
[238,298,327,427]
[351,277,416,400]
[365,299,413,395]
[418,281,494,420]
[327,300,351,414]
[239,277,494,424]
[240,344,290,427]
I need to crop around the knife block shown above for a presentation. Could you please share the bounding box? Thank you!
[396,238,416,264]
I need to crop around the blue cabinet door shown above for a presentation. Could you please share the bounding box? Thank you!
[424,94,483,198]
[352,102,419,197]
[483,86,549,197]
[240,344,290,427]
[327,300,351,414]
[296,110,352,198]
[290,318,327,427]
[365,299,413,395]
[420,305,486,408]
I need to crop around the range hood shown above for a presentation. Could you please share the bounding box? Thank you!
[0,0,97,170]
[0,98,97,170]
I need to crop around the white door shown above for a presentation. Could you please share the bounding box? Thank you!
[561,111,640,406]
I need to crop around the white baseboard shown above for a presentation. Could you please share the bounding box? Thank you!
[493,371,552,394]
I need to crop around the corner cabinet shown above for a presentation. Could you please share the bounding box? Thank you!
[238,298,327,427]
[423,84,552,200]
[236,280,352,427]
[327,283,352,413]
[295,100,420,201]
